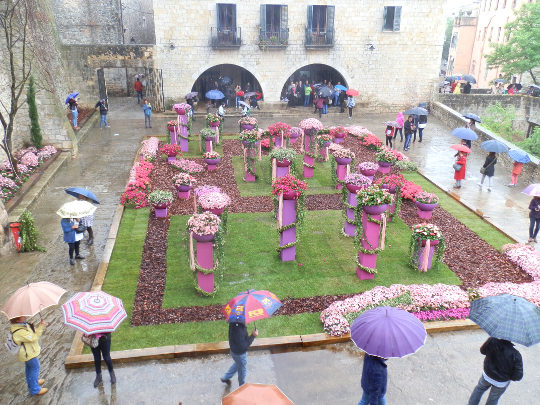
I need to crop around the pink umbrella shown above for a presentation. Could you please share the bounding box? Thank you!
[1,282,66,319]
[522,183,540,197]
[61,291,127,334]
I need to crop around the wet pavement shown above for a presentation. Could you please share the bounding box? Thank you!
[0,100,538,404]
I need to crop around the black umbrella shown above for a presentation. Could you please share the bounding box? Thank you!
[463,113,481,123]
[185,91,198,100]
[318,86,333,97]
[404,107,428,115]
[463,74,476,83]
[219,76,232,85]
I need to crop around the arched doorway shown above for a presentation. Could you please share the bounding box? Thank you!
[192,64,263,107]
[280,64,347,98]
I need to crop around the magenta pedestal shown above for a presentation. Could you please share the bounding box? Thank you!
[357,206,387,278]
[416,203,437,220]
[179,115,189,152]
[155,208,168,218]
[167,156,177,163]
[377,161,392,174]
[196,241,214,293]
[334,136,344,144]
[207,164,217,171]
[290,135,299,144]
[169,129,178,145]
[280,199,297,261]
[245,171,256,182]
[274,137,283,147]
[416,240,439,271]
[336,164,347,190]
[320,146,328,160]
[303,155,314,178]
[344,191,357,237]
[276,165,290,178]
[205,140,213,151]
[178,190,190,199]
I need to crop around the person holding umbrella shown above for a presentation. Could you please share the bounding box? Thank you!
[403,115,415,151]
[506,150,530,187]
[394,112,404,142]
[477,152,497,191]
[452,148,468,189]
[65,187,100,246]
[58,200,96,265]
[67,93,79,130]
[346,94,355,119]
[528,194,540,243]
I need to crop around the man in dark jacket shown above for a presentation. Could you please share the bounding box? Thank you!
[220,322,258,386]
[358,354,387,405]
[95,99,109,129]
[468,338,523,405]
[403,115,415,151]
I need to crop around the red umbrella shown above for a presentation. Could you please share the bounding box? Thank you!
[255,92,262,100]
[450,144,472,153]
[223,290,282,324]
[346,89,359,96]
[236,90,244,97]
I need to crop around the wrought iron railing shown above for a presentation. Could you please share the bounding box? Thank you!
[258,28,289,47]
[304,28,334,47]
[211,27,241,48]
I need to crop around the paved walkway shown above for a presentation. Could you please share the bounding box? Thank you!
[0,100,538,404]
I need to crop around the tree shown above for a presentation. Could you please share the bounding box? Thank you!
[441,17,454,69]
[486,3,540,84]
[27,75,41,148]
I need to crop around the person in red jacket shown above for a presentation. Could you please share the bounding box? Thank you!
[453,151,467,188]
[508,161,523,186]
[134,78,143,104]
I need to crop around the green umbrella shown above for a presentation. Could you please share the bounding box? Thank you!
[469,294,540,347]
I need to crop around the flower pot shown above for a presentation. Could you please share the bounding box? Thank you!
[152,202,170,210]
[321,141,332,148]
[176,108,187,115]
[176,184,192,192]
[176,184,192,199]
[208,207,226,215]
[377,161,392,174]
[167,126,176,132]
[420,239,439,247]
[346,183,365,193]
[192,232,216,242]
[290,132,300,139]
[360,168,378,177]
[204,136,216,142]
[416,202,438,211]
[209,122,220,128]
[204,158,221,166]
[363,204,389,215]
[377,161,393,167]
[335,157,352,165]
[276,159,291,167]
[282,191,298,200]
[242,140,257,148]
[241,124,255,130]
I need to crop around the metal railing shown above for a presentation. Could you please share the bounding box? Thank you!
[258,28,289,47]
[304,28,334,47]
[211,27,241,48]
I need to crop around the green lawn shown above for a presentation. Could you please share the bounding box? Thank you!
[403,172,514,250]
[232,155,340,197]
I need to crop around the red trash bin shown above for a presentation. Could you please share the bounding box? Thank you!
[9,222,22,252]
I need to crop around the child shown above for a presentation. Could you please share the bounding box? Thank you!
[385,125,395,149]
[142,99,152,128]
[508,161,523,187]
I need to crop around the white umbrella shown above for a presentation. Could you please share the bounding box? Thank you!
[56,200,96,218]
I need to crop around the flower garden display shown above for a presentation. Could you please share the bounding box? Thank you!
[167,120,178,144]
[269,148,296,179]
[173,173,197,199]
[375,174,405,221]
[239,129,261,182]
[187,212,222,295]
[346,126,373,138]
[120,160,154,209]
[375,148,397,174]
[147,190,173,218]
[357,161,379,180]
[169,158,204,174]
[238,129,260,147]
[272,174,307,261]
[198,191,231,216]
[238,116,257,131]
[203,151,221,171]
[409,223,445,272]
[354,186,392,279]
[200,128,217,153]
[330,146,355,190]
[173,103,191,115]
[316,133,333,161]
[206,113,221,127]
[358,133,383,150]
[395,160,418,172]
[414,192,439,220]
[140,137,159,161]
[342,173,371,237]
[289,127,302,144]
[160,143,182,163]
[299,118,323,178]
[268,122,292,148]
[330,126,347,144]
[503,243,540,280]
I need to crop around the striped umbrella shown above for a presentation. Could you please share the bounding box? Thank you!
[223,289,282,324]
[61,291,127,334]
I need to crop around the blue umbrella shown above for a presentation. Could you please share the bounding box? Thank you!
[205,90,225,100]
[335,84,347,91]
[65,187,100,204]
[451,127,478,141]
[463,74,476,83]
[404,107,428,115]
[463,113,482,123]
[481,140,509,153]
[469,294,540,347]
[65,92,79,104]
[507,149,531,163]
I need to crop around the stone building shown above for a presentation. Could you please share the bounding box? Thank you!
[446,4,479,77]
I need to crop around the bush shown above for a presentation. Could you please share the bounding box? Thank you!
[482,102,524,142]
[518,127,540,158]
[19,210,45,252]
[27,76,42,149]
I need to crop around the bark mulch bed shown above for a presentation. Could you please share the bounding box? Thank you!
[130,135,531,326]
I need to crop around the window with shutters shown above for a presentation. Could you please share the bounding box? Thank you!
[259,5,288,47]
[305,5,335,47]
[383,6,402,32]
[211,4,241,48]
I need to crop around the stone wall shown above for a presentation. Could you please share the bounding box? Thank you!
[437,94,540,133]
[121,0,156,45]
[432,101,539,182]
[153,0,446,110]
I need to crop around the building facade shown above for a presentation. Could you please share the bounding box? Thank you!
[447,6,479,77]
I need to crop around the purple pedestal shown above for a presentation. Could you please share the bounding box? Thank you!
[280,199,297,261]
[320,147,328,160]
[303,155,314,178]
[206,164,217,171]
[196,241,214,293]
[416,241,438,271]
[304,135,315,153]
[178,190,191,199]
[274,137,283,147]
[276,165,290,178]
[205,140,213,152]
[356,265,375,280]
[290,135,299,144]
[336,164,347,190]
[167,156,177,163]
[179,115,188,152]
[334,137,344,144]
[155,207,168,218]
[179,137,189,153]
[245,171,256,182]
[344,191,357,237]
[357,209,385,278]
[416,203,437,220]
[169,129,178,145]
[377,162,392,174]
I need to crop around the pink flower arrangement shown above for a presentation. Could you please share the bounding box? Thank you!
[268,122,292,138]
[357,161,379,171]
[299,118,323,131]
[401,180,423,200]
[20,152,39,167]
[173,103,191,114]
[375,174,405,189]
[290,127,303,138]
[121,159,155,208]
[356,185,392,206]
[169,159,204,174]
[271,174,307,199]
[415,192,439,205]
[14,147,37,159]
[375,148,397,163]
[502,244,540,280]
[160,143,182,157]
[187,212,221,235]
[15,164,30,174]
[140,137,160,160]
[346,126,374,138]
[167,120,178,128]
[411,223,442,240]
[194,185,222,197]
[37,145,57,160]
[120,183,148,208]
[260,138,274,149]
[202,151,220,159]
[359,134,383,150]
[238,116,258,126]
[316,134,333,146]
[0,175,17,189]
[344,173,371,187]
[331,147,355,159]
[238,129,261,143]
[198,191,231,210]
[476,281,540,306]
[330,126,348,139]
[173,173,197,187]
[389,149,406,161]
[412,308,470,322]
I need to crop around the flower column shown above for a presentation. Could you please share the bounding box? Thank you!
[303,129,316,178]
[343,175,371,237]
[409,224,445,272]
[168,123,178,145]
[178,116,189,152]
[243,144,257,182]
[335,157,351,190]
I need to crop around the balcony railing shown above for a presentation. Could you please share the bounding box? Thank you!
[305,28,334,48]
[258,28,289,48]
[211,27,241,49]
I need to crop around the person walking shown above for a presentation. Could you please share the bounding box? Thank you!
[338,90,346,113]
[218,103,226,121]
[10,317,48,396]
[412,114,419,142]
[529,196,540,243]
[142,99,152,128]
[77,195,95,246]
[220,322,258,386]
[394,112,404,142]
[347,95,355,119]
[61,217,85,265]
[314,97,324,118]
[68,97,79,130]
[134,78,143,104]
[304,82,312,107]
[508,161,523,186]
[453,151,467,188]
[478,152,497,191]
[94,99,110,129]
[385,125,395,149]
[235,84,242,109]
[417,115,427,142]
[358,354,387,405]
[403,115,415,151]
[89,332,116,387]
[467,338,523,405]
[322,97,329,115]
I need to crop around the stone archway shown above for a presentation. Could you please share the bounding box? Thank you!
[280,63,348,99]
[192,64,263,106]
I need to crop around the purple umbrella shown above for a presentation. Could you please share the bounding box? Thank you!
[521,183,540,197]
[350,306,426,358]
